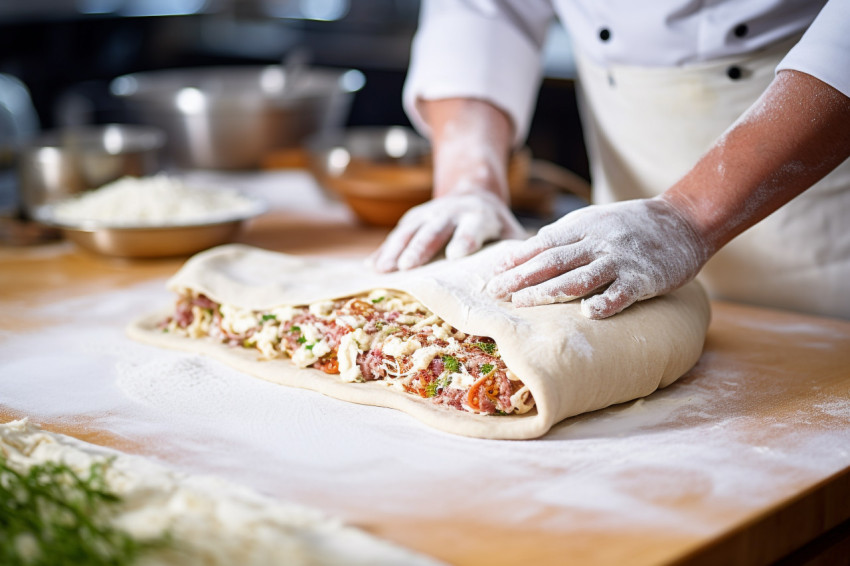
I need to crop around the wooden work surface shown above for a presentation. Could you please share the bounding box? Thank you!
[2,176,849,566]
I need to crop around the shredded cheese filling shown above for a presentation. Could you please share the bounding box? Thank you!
[162,289,535,416]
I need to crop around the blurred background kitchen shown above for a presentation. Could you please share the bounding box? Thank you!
[0,0,590,251]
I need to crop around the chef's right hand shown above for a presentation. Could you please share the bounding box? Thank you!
[370,190,526,272]
[485,196,711,319]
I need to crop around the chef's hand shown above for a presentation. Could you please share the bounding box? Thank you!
[371,191,526,272]
[371,97,522,272]
[485,196,711,319]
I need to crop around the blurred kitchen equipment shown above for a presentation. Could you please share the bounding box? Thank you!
[0,73,39,217]
[527,159,591,203]
[308,126,431,226]
[308,126,536,227]
[110,65,365,170]
[18,124,165,219]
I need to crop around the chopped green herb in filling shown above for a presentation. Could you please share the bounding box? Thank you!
[442,355,460,373]
[480,363,494,375]
[475,342,497,355]
[261,314,276,321]
[424,380,439,398]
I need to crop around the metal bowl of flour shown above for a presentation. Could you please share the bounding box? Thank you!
[33,179,267,259]
[53,217,259,259]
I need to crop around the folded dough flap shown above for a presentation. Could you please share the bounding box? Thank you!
[129,243,711,440]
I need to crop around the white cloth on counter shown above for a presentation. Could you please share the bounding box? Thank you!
[403,0,842,144]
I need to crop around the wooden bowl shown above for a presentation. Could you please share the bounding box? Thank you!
[309,127,532,227]
[308,127,433,227]
[322,159,433,227]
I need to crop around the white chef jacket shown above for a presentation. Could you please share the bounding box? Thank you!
[403,0,850,318]
[403,0,850,144]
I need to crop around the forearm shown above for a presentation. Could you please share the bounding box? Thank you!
[664,70,850,255]
[420,98,514,200]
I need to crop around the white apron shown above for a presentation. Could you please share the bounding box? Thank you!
[574,35,850,320]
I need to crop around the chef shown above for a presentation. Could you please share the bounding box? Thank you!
[371,0,850,320]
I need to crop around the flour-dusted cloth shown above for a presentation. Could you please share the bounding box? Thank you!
[128,243,710,440]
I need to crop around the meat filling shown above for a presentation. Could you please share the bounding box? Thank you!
[161,289,535,416]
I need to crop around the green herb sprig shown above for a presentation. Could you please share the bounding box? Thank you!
[474,342,497,355]
[425,375,452,398]
[442,355,460,373]
[424,380,439,398]
[0,456,168,565]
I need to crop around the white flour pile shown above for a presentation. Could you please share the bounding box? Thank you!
[0,419,441,566]
[48,174,262,227]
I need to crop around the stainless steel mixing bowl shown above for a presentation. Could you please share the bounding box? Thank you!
[33,190,267,259]
[49,208,265,259]
[110,66,365,170]
[18,124,165,219]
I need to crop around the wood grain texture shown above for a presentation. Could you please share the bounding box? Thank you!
[2,208,849,566]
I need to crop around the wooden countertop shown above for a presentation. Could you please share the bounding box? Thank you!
[2,174,849,565]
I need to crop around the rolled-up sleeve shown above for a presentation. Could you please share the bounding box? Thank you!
[403,0,555,145]
[776,0,850,97]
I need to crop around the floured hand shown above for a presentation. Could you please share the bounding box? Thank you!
[371,191,526,272]
[371,98,524,272]
[486,196,711,319]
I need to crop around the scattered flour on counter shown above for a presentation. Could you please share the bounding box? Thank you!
[813,398,850,420]
[47,174,263,227]
[2,279,850,544]
[0,419,442,566]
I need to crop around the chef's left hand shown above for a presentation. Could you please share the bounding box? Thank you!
[485,196,711,319]
[370,190,525,272]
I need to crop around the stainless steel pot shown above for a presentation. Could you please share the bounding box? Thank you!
[110,66,365,170]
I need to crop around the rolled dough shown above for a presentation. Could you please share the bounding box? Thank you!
[128,243,711,440]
